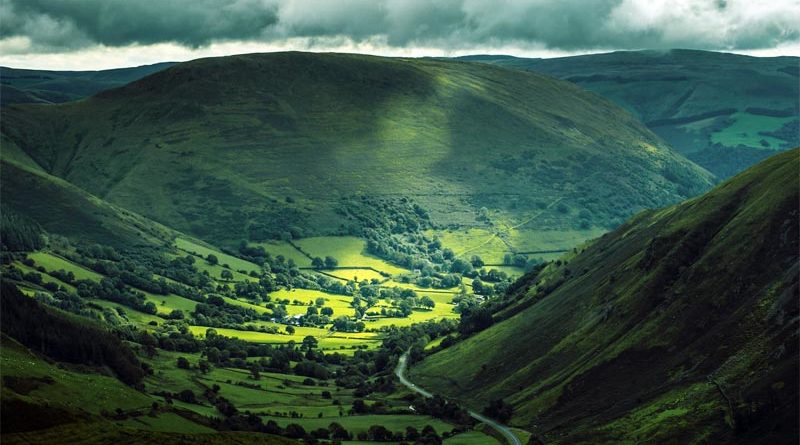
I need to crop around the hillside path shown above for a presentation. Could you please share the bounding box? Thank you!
[395,351,523,445]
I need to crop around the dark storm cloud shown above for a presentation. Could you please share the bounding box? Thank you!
[3,0,799,52]
[1,0,280,49]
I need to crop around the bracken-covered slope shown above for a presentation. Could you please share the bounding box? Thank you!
[1,52,713,245]
[411,149,799,444]
[460,50,799,178]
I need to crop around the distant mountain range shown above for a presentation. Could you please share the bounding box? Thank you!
[0,62,177,106]
[456,49,799,178]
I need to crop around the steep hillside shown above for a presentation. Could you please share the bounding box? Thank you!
[0,155,175,248]
[411,149,799,444]
[1,52,712,246]
[0,63,175,105]
[460,50,799,177]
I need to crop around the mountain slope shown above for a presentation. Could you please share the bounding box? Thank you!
[459,50,799,177]
[1,52,713,246]
[0,154,175,248]
[0,63,176,106]
[411,149,799,444]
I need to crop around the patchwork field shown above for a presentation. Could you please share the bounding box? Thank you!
[187,325,382,352]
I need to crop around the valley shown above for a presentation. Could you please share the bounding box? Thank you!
[0,48,797,445]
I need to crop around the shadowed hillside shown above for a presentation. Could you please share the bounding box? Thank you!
[1,52,713,247]
[460,50,799,178]
[412,149,799,444]
[0,157,175,248]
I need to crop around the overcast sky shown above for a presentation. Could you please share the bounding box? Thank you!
[2,0,799,70]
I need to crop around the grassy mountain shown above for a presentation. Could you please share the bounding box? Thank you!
[411,149,799,444]
[459,50,799,177]
[0,156,175,248]
[0,63,175,106]
[1,51,712,247]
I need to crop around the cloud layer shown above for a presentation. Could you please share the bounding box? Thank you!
[2,0,799,55]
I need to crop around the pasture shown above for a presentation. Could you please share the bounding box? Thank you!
[261,414,458,436]
[294,236,408,275]
[711,112,795,149]
[176,238,261,273]
[254,241,313,267]
[27,251,104,281]
[143,292,199,315]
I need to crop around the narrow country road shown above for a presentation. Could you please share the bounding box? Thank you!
[395,352,523,445]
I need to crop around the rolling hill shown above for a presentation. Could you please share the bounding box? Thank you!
[1,51,713,247]
[411,149,799,444]
[0,63,176,106]
[459,50,799,178]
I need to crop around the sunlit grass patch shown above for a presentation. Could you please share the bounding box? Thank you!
[294,236,408,275]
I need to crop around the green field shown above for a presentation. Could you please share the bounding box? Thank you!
[262,413,457,436]
[295,237,409,276]
[27,251,104,281]
[254,241,313,267]
[270,288,357,318]
[710,112,795,149]
[143,293,200,315]
[176,238,261,273]
[505,228,605,253]
[326,268,388,283]
[444,431,502,444]
[188,256,258,282]
[13,262,76,292]
[222,296,271,314]
[432,228,509,264]
[430,227,604,266]
[187,325,381,351]
[386,281,460,294]
[484,265,526,277]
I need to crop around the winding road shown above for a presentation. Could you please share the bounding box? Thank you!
[395,352,523,445]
